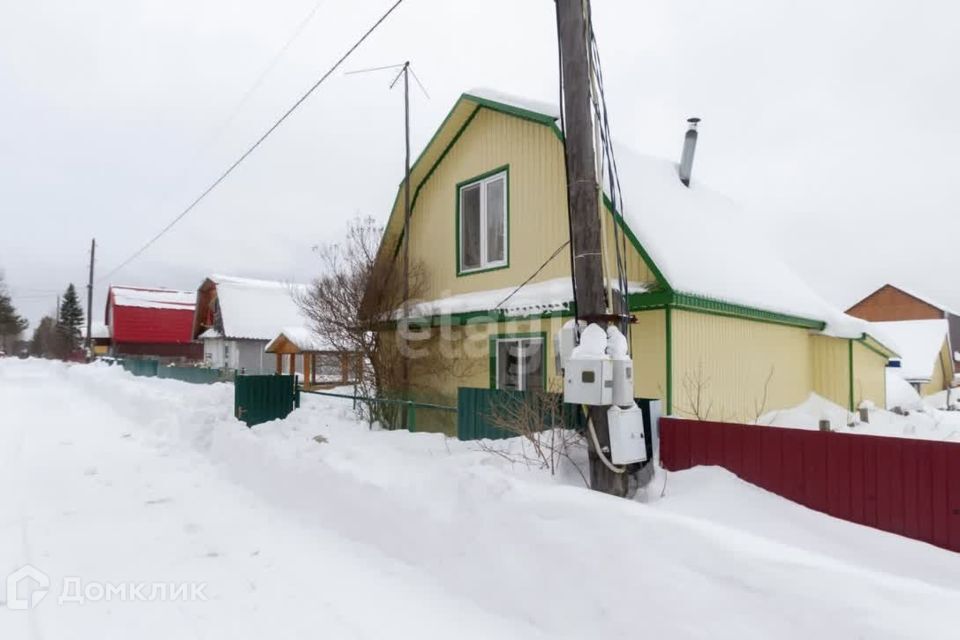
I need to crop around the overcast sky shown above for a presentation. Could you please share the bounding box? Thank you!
[2,0,959,327]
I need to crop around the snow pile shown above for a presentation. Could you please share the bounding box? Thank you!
[110,285,195,310]
[4,358,960,639]
[871,320,948,380]
[207,275,308,341]
[885,368,923,410]
[758,392,960,441]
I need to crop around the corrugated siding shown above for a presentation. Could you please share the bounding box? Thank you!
[408,108,571,299]
[670,310,812,422]
[921,340,952,397]
[629,310,666,400]
[852,342,887,408]
[379,316,567,405]
[811,336,850,408]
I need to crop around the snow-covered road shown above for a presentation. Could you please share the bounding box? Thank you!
[2,359,960,639]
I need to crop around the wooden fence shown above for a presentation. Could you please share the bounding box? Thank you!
[660,417,960,553]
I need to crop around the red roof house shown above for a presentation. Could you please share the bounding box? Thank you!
[105,286,202,361]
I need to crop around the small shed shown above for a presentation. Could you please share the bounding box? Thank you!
[264,327,361,390]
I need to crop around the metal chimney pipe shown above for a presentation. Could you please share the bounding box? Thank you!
[679,117,700,187]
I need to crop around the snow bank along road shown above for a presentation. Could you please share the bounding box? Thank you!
[2,359,960,639]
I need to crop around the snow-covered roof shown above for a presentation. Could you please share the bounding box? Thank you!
[111,286,195,310]
[208,275,308,341]
[610,147,871,338]
[464,88,561,120]
[84,320,110,340]
[871,320,948,381]
[264,326,331,353]
[198,327,222,340]
[401,277,647,319]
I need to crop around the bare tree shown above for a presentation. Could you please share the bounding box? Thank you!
[677,361,714,420]
[296,216,476,429]
[480,382,588,485]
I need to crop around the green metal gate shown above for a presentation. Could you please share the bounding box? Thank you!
[234,374,300,427]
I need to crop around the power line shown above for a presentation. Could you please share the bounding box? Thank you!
[493,240,570,311]
[98,0,405,284]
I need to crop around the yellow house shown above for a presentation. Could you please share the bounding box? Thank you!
[871,320,953,397]
[363,90,896,429]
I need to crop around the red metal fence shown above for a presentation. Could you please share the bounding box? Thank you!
[659,417,960,553]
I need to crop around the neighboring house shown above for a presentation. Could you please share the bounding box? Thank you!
[847,284,960,374]
[871,320,953,396]
[265,326,361,389]
[84,320,111,356]
[105,286,201,361]
[191,275,308,374]
[360,90,896,425]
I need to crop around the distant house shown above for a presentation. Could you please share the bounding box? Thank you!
[84,320,111,356]
[871,320,953,395]
[360,90,897,426]
[847,284,959,374]
[105,286,201,361]
[191,275,308,374]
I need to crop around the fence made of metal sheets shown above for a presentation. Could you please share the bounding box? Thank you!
[660,417,960,553]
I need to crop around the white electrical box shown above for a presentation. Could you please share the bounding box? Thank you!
[554,321,579,375]
[563,355,613,406]
[608,404,647,465]
[611,357,634,407]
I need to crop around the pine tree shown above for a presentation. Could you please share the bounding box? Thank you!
[29,316,60,358]
[0,274,29,354]
[57,283,84,356]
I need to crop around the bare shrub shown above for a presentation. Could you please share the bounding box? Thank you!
[480,383,588,486]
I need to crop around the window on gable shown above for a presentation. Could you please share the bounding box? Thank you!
[494,336,544,392]
[459,170,507,273]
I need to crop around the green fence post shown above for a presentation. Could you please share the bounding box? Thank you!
[407,401,416,433]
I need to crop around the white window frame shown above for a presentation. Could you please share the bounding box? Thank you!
[458,169,508,274]
[494,336,544,391]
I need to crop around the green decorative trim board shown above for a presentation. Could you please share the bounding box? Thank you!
[665,305,673,416]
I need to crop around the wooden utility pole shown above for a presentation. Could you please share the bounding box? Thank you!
[85,238,96,356]
[556,0,627,496]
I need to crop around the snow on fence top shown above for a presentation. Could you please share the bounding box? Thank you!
[871,319,949,381]
[111,285,196,310]
[208,274,308,342]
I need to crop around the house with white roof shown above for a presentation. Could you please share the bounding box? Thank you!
[872,320,953,396]
[105,285,201,361]
[191,275,308,374]
[848,283,959,376]
[360,90,897,426]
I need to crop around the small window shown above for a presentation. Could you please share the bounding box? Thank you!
[495,337,544,391]
[459,170,507,273]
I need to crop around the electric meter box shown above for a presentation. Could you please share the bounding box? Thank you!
[563,355,613,406]
[608,404,647,465]
[611,357,634,407]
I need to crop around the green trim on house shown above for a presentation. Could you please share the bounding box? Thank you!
[378,305,574,331]
[461,94,559,126]
[627,290,825,330]
[858,333,898,359]
[665,305,673,415]
[455,164,511,277]
[602,194,671,292]
[848,339,855,412]
[392,104,484,259]
[487,331,548,390]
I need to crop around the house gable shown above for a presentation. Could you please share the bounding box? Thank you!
[847,284,945,321]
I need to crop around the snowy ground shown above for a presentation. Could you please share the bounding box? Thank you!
[2,359,960,638]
